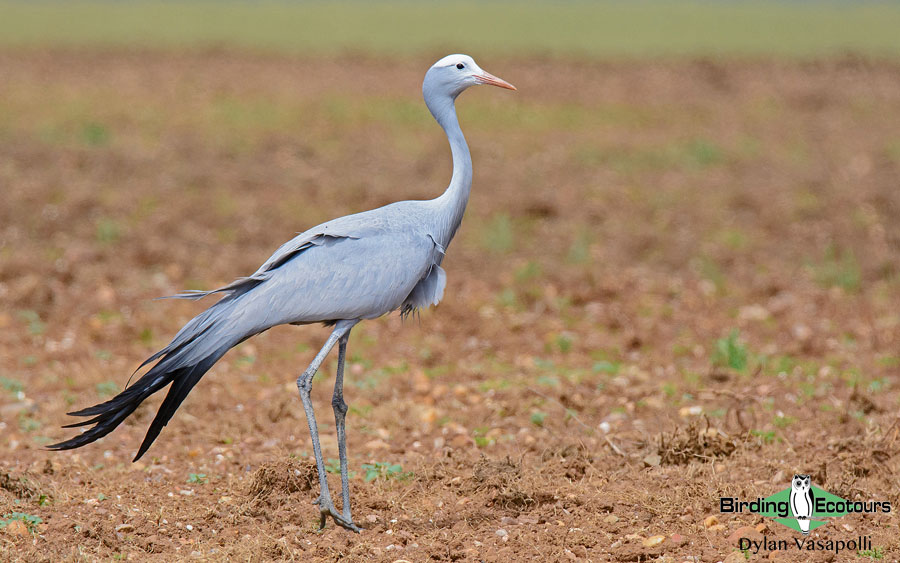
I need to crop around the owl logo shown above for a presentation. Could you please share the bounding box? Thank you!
[789,474,815,535]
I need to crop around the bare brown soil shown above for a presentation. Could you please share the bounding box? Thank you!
[1,51,900,562]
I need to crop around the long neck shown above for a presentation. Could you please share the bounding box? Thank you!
[431,96,472,248]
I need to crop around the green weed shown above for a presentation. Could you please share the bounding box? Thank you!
[324,459,341,474]
[139,328,153,346]
[592,361,620,375]
[811,244,860,292]
[18,415,41,433]
[495,288,519,310]
[712,329,749,373]
[750,429,777,444]
[95,218,121,244]
[81,122,109,146]
[878,356,900,368]
[773,414,795,429]
[361,462,410,482]
[859,546,884,559]
[187,473,208,484]
[472,428,494,448]
[0,376,24,395]
[348,405,372,417]
[662,383,677,398]
[551,333,573,354]
[514,261,542,283]
[536,375,561,388]
[234,354,255,368]
[18,310,45,336]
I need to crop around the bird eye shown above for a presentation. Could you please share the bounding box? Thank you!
[456,63,464,70]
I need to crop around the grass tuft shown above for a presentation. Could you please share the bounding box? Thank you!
[712,330,749,373]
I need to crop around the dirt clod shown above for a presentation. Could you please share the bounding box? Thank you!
[658,419,738,465]
[247,458,316,501]
[3,520,30,537]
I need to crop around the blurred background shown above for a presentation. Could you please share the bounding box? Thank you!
[2,2,900,561]
[2,1,900,56]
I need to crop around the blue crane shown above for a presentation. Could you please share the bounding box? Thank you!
[50,54,516,531]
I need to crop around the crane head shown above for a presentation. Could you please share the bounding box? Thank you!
[424,54,516,102]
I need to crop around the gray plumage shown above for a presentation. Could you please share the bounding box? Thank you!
[50,54,516,532]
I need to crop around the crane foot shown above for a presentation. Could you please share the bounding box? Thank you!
[319,509,361,533]
[315,497,360,533]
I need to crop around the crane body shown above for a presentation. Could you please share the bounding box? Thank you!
[50,54,515,531]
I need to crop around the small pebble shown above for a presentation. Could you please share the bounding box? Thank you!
[496,528,508,537]
[642,454,661,467]
[679,405,703,417]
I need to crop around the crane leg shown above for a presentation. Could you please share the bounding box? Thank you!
[331,332,354,524]
[296,319,360,532]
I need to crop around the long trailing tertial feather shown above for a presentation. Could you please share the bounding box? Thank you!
[48,293,249,460]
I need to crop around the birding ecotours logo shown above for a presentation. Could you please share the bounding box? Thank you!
[720,474,890,555]
[720,474,891,534]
